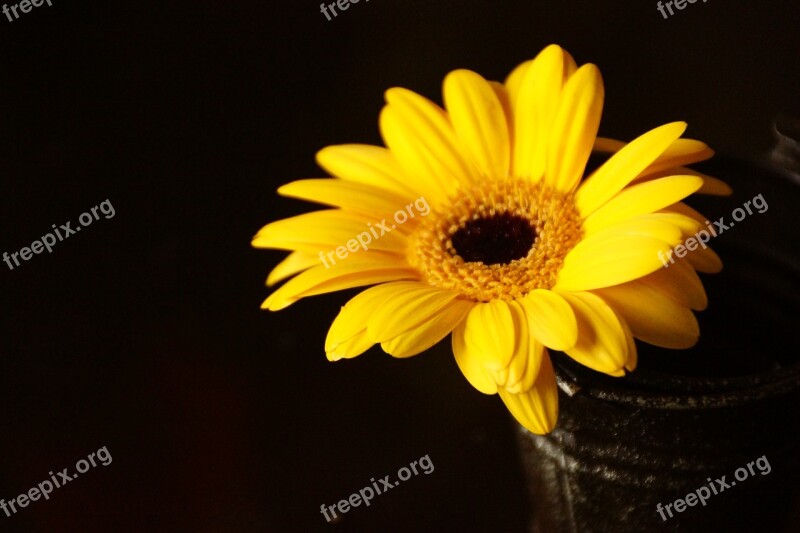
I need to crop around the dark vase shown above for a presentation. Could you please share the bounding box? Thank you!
[517,132,800,532]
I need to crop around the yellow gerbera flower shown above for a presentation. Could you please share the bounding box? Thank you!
[253,44,730,434]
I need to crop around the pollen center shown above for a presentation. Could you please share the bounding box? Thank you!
[451,213,536,265]
[409,178,583,302]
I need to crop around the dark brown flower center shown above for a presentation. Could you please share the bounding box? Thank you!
[451,213,536,265]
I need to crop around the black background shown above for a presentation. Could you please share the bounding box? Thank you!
[0,1,798,531]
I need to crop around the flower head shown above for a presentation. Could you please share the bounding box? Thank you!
[253,44,730,434]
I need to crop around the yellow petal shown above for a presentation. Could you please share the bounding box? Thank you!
[382,88,477,193]
[619,315,638,372]
[576,122,687,217]
[512,44,568,180]
[379,107,451,203]
[560,291,629,375]
[252,210,409,254]
[278,179,414,217]
[503,59,532,110]
[327,330,375,362]
[663,202,716,233]
[490,301,541,392]
[501,341,546,394]
[443,69,510,179]
[594,281,700,349]
[593,135,714,172]
[640,138,714,176]
[644,212,704,237]
[367,285,460,342]
[498,354,558,435]
[489,81,514,149]
[499,301,546,394]
[694,172,732,196]
[658,205,724,271]
[452,319,498,395]
[555,233,676,292]
[582,215,684,244]
[325,282,418,360]
[583,175,704,234]
[382,299,474,358]
[518,289,578,350]
[545,63,604,193]
[562,49,578,79]
[635,167,732,196]
[640,257,708,311]
[463,300,516,371]
[262,255,417,311]
[593,136,626,153]
[661,205,726,272]
[266,251,319,287]
[316,144,417,198]
[685,244,723,273]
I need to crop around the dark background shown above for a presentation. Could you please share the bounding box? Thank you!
[0,1,798,531]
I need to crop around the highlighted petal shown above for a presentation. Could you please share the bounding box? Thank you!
[316,144,416,198]
[576,122,687,217]
[555,233,676,292]
[519,289,578,350]
[640,258,708,311]
[444,69,510,179]
[498,355,558,435]
[595,281,700,349]
[252,210,409,254]
[663,202,718,236]
[489,81,514,148]
[583,175,704,234]
[382,88,477,196]
[463,300,516,371]
[694,172,732,196]
[582,215,684,244]
[367,285,460,342]
[513,45,569,180]
[382,299,473,358]
[504,59,532,109]
[636,168,732,196]
[619,315,638,372]
[262,255,417,311]
[452,319,498,395]
[325,283,408,361]
[266,251,319,287]
[685,244,723,273]
[499,301,546,394]
[644,212,704,237]
[593,136,625,153]
[278,179,414,217]
[593,135,714,172]
[545,63,604,193]
[640,138,715,176]
[326,282,420,360]
[561,292,629,375]
[327,330,375,362]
